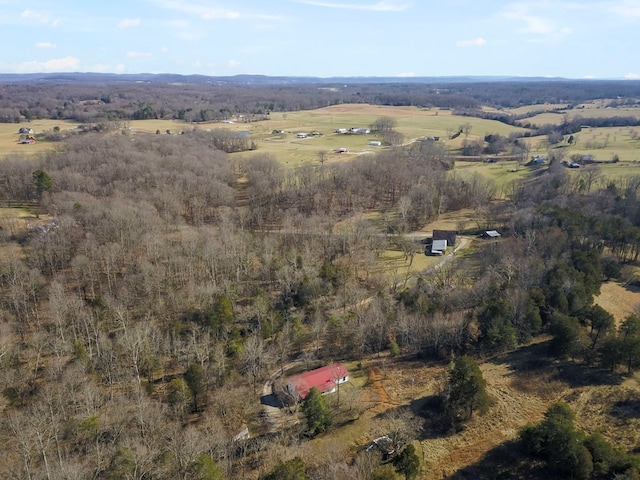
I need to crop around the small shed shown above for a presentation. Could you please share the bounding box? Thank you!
[482,230,501,239]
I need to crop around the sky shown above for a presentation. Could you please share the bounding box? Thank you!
[1,0,639,79]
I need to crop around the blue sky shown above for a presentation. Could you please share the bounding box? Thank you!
[1,0,639,79]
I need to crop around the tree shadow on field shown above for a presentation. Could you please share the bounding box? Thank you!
[446,439,552,480]
[610,397,640,419]
[491,339,556,374]
[260,392,283,408]
[552,362,623,388]
[492,339,623,390]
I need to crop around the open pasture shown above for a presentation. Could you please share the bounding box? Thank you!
[128,119,195,134]
[569,105,640,119]
[569,125,640,159]
[230,104,529,165]
[524,111,566,126]
[526,107,640,127]
[455,158,531,195]
[519,99,640,126]
[506,103,570,115]
[0,119,78,157]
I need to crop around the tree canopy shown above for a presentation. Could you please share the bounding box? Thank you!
[446,355,490,424]
[301,387,333,436]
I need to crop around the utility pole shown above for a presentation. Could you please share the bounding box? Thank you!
[336,365,341,407]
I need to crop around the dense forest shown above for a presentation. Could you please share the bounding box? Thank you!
[2,78,640,479]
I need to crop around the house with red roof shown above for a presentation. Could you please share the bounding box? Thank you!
[286,363,349,401]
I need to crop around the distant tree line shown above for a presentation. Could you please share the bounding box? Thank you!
[1,79,639,124]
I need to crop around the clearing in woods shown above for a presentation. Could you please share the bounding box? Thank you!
[595,281,640,326]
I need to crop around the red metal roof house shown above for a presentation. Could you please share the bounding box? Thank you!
[286,363,349,400]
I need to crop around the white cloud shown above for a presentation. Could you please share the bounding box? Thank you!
[21,9,49,23]
[625,73,640,79]
[165,19,205,41]
[455,37,486,47]
[161,47,169,53]
[297,0,411,11]
[228,59,241,68]
[117,18,141,29]
[609,0,640,18]
[583,75,594,79]
[501,3,573,43]
[35,42,56,49]
[147,0,240,19]
[396,72,415,77]
[6,56,81,73]
[126,51,152,58]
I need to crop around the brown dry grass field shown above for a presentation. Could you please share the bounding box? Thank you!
[595,281,640,325]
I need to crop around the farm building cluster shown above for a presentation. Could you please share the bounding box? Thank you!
[422,229,457,255]
[335,127,371,135]
[18,126,36,144]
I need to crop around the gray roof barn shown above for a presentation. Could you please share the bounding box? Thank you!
[433,230,457,247]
